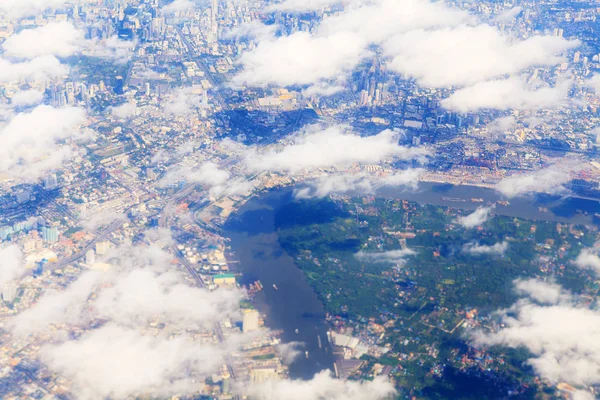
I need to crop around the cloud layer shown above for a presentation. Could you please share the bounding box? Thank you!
[245,126,428,173]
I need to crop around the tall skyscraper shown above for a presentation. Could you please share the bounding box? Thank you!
[210,0,219,43]
[2,283,17,303]
[96,240,111,256]
[86,249,96,265]
[41,227,59,244]
[44,174,58,190]
[242,309,259,333]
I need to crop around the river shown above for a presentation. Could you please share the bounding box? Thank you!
[223,182,600,379]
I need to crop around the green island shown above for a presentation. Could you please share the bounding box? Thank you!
[273,196,599,399]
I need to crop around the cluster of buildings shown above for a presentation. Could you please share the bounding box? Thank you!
[2,0,600,398]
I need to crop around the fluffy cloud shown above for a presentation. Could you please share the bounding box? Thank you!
[0,105,86,181]
[486,115,516,135]
[161,161,253,199]
[442,77,572,112]
[11,90,44,107]
[12,239,243,399]
[0,56,68,83]
[162,0,195,14]
[463,241,508,255]
[355,248,416,264]
[575,248,600,274]
[40,323,223,400]
[11,271,102,336]
[235,0,575,92]
[86,36,136,64]
[0,0,68,18]
[266,0,351,12]
[246,370,395,400]
[110,102,137,119]
[277,341,304,364]
[163,87,201,115]
[513,278,573,305]
[295,169,423,198]
[495,165,575,198]
[495,6,523,23]
[0,245,25,288]
[232,31,367,88]
[2,22,83,59]
[79,209,127,232]
[384,25,578,88]
[234,0,468,89]
[160,162,229,187]
[245,126,428,173]
[586,74,600,92]
[456,206,493,228]
[471,280,600,386]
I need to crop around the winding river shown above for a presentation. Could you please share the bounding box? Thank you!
[223,183,600,379]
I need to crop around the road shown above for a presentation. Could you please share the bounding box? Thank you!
[48,219,124,270]
[176,27,229,111]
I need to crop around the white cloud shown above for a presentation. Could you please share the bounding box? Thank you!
[246,370,395,400]
[277,341,304,364]
[232,31,367,88]
[513,278,573,305]
[495,165,575,198]
[295,169,423,198]
[266,0,351,12]
[11,90,44,107]
[160,162,229,188]
[384,25,578,88]
[572,390,596,400]
[224,21,277,41]
[355,248,416,264]
[162,0,195,14]
[590,127,600,143]
[0,56,68,83]
[471,280,600,386]
[234,0,468,89]
[2,22,83,59]
[317,0,468,44]
[86,36,136,64]
[0,245,25,288]
[575,248,600,275]
[245,126,428,173]
[486,115,516,136]
[442,76,572,112]
[0,0,68,18]
[0,105,86,181]
[11,239,244,399]
[79,209,127,232]
[163,87,201,115]
[94,268,242,329]
[11,271,102,336]
[463,241,508,255]
[110,102,137,119]
[456,206,493,228]
[495,6,522,23]
[40,323,223,400]
[586,74,600,92]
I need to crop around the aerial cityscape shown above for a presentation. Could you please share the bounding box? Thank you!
[2,0,600,399]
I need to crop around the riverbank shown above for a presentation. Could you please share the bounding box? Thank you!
[218,181,600,379]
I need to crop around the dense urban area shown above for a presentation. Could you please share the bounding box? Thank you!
[3,0,600,399]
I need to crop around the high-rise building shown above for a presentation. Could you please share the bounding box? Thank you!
[86,249,96,265]
[2,283,17,303]
[41,227,59,244]
[44,174,58,190]
[242,309,259,333]
[96,240,111,256]
[210,0,219,42]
